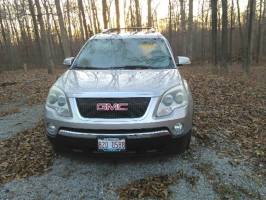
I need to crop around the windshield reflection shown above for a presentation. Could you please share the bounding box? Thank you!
[73,38,174,69]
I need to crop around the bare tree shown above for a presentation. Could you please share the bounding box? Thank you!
[55,0,71,58]
[90,0,100,33]
[47,2,62,52]
[134,0,141,27]
[0,7,8,48]
[115,0,120,29]
[102,0,108,29]
[42,0,56,60]
[229,0,235,63]
[200,0,205,62]
[34,0,54,74]
[27,0,42,61]
[12,1,27,64]
[221,0,228,72]
[236,0,244,66]
[244,0,256,73]
[78,0,89,38]
[147,0,152,27]
[168,0,172,43]
[255,0,264,63]
[66,0,73,54]
[211,0,218,66]
[263,0,266,60]
[0,4,14,68]
[0,0,264,71]
[128,0,136,27]
[187,0,193,59]
[179,0,186,54]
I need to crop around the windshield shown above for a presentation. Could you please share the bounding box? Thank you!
[72,38,174,69]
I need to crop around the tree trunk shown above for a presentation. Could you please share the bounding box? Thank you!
[147,0,152,27]
[14,1,29,64]
[221,0,228,72]
[229,0,234,64]
[129,0,135,27]
[85,4,94,35]
[262,0,266,60]
[78,0,89,38]
[201,0,205,62]
[168,0,172,44]
[102,0,108,29]
[66,0,73,54]
[115,0,120,29]
[244,0,256,74]
[27,0,42,62]
[55,0,71,58]
[255,0,263,63]
[236,0,244,66]
[134,0,141,27]
[90,0,100,33]
[0,10,13,68]
[48,2,63,55]
[179,0,186,55]
[187,0,193,59]
[35,0,54,74]
[211,0,218,66]
[78,3,85,41]
[42,0,56,63]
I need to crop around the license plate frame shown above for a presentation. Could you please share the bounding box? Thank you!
[97,137,126,152]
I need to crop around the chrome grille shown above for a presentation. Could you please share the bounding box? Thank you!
[76,98,150,118]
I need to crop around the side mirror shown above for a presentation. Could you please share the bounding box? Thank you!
[176,56,191,66]
[63,57,75,66]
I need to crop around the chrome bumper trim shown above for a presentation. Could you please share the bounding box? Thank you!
[58,129,171,139]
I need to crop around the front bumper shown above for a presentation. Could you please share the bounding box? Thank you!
[45,96,192,152]
[48,130,191,153]
[45,99,191,154]
[45,97,193,139]
[58,128,171,139]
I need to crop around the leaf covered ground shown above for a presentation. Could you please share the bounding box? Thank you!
[0,65,265,198]
[0,68,63,106]
[118,170,199,200]
[0,121,54,184]
[119,65,266,199]
[181,65,265,174]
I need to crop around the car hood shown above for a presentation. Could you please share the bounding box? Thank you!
[55,69,182,97]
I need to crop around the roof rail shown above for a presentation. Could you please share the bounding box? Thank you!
[102,27,155,34]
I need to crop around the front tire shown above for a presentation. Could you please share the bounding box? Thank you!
[47,136,63,152]
[165,131,191,154]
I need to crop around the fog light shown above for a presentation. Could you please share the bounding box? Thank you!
[173,123,183,135]
[47,123,57,135]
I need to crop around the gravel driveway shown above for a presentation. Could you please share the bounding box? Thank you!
[0,103,43,140]
[0,104,265,200]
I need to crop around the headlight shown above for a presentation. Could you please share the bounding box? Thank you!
[46,86,72,117]
[156,85,188,117]
[163,94,174,106]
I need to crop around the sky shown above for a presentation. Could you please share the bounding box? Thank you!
[148,0,249,19]
[108,0,249,27]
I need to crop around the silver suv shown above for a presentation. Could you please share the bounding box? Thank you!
[45,28,193,153]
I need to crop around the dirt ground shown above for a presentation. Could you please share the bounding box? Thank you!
[0,65,265,200]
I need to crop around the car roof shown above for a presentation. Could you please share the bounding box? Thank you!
[91,32,165,40]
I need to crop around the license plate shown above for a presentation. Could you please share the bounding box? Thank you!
[98,138,126,152]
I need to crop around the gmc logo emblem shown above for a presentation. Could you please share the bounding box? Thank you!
[96,103,128,111]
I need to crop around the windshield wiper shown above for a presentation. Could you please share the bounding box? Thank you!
[71,65,101,70]
[109,65,159,70]
[71,65,166,70]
